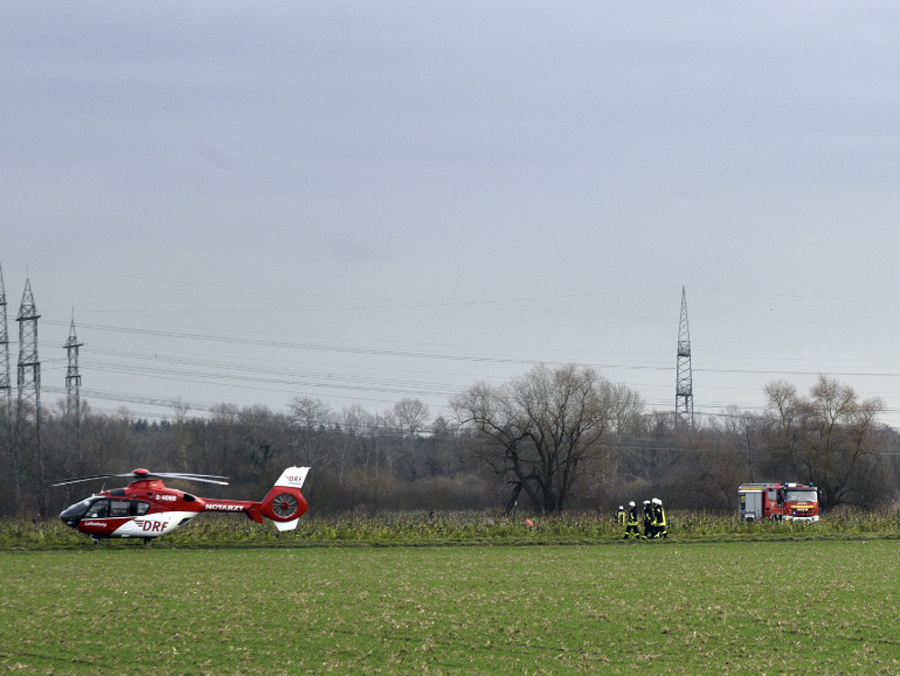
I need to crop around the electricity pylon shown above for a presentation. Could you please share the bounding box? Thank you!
[0,264,14,503]
[65,315,84,473]
[675,286,694,428]
[16,279,43,514]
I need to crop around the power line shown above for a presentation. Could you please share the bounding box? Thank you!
[33,314,900,429]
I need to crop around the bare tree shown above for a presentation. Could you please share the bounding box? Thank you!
[765,375,887,509]
[236,405,277,482]
[209,403,239,476]
[684,425,745,511]
[452,364,643,514]
[170,398,191,472]
[393,398,429,480]
[341,404,380,474]
[394,398,429,438]
[289,396,335,468]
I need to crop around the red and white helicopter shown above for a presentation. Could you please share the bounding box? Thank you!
[53,466,310,543]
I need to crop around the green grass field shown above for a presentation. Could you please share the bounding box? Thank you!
[6,508,900,549]
[3,539,900,674]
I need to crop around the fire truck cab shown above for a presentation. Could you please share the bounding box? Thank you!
[738,482,820,522]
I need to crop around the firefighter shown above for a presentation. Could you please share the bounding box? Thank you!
[624,501,640,539]
[616,505,626,525]
[651,498,668,539]
[642,500,654,539]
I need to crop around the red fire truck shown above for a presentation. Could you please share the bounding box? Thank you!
[738,483,820,522]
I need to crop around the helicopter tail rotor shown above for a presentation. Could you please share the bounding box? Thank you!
[259,467,310,531]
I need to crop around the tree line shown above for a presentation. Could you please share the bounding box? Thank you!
[2,365,898,518]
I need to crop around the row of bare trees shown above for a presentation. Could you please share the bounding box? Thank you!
[2,367,898,518]
[453,367,898,513]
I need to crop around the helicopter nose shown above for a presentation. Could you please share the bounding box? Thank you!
[60,499,91,528]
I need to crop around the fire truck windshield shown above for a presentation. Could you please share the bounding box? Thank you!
[785,489,817,503]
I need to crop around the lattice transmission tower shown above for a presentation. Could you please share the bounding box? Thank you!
[0,264,14,502]
[0,265,9,413]
[675,286,694,428]
[16,279,44,514]
[64,315,84,470]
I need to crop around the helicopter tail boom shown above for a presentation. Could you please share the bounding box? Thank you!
[202,467,310,530]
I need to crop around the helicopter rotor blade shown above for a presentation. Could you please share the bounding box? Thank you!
[50,473,133,487]
[50,470,230,487]
[153,472,230,486]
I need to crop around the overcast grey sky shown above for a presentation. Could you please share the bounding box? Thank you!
[3,2,900,426]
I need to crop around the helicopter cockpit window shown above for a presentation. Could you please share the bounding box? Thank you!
[84,499,109,518]
[60,498,93,522]
[80,499,150,519]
